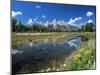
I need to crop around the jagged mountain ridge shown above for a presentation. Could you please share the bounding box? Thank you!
[46,23,79,31]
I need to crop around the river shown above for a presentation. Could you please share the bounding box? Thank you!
[12,36,84,74]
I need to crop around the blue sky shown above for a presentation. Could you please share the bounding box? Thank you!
[12,1,96,26]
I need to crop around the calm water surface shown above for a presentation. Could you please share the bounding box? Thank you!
[12,36,83,74]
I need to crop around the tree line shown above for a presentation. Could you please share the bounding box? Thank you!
[12,18,95,32]
[81,23,95,32]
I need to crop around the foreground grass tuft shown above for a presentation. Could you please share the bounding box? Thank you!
[67,39,95,70]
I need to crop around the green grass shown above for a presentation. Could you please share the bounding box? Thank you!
[64,32,96,70]
[12,32,94,43]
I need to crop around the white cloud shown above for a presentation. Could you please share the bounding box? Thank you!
[36,5,41,8]
[33,18,36,22]
[33,16,38,22]
[68,17,82,25]
[42,15,46,19]
[68,19,73,25]
[86,11,94,17]
[27,19,33,25]
[12,11,22,17]
[87,19,93,23]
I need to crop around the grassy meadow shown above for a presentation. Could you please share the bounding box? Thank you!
[65,32,96,70]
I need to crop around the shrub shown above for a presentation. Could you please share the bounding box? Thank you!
[67,39,95,70]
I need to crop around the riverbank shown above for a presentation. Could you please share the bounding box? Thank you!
[36,32,96,72]
[12,32,94,44]
[12,32,82,48]
[63,32,96,71]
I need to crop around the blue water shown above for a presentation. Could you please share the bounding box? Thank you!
[12,36,82,73]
